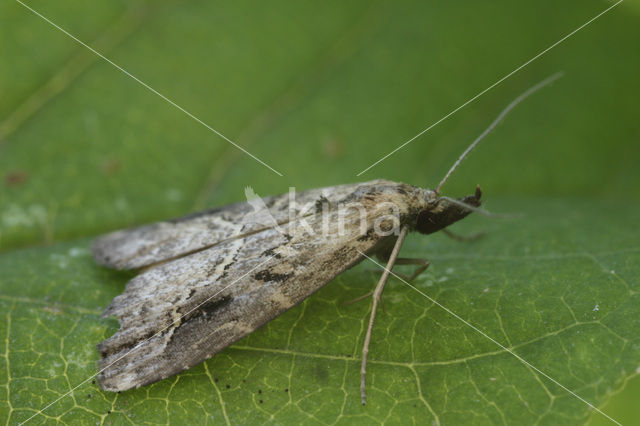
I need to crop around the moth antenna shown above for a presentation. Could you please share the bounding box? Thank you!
[436,71,564,194]
[435,196,524,219]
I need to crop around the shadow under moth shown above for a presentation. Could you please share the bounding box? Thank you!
[92,73,561,404]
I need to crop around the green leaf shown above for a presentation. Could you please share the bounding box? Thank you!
[1,0,639,424]
[1,199,639,424]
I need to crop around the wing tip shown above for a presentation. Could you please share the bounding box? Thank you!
[92,236,117,266]
[96,369,137,393]
[96,340,140,392]
[91,234,135,270]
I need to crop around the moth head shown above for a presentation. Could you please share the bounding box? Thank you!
[415,185,482,234]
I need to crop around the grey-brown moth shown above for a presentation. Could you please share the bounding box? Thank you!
[92,73,561,403]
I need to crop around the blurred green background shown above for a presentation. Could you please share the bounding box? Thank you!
[1,0,639,424]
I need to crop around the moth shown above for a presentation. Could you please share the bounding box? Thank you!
[93,73,560,403]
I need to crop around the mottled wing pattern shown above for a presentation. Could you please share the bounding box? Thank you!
[97,180,426,391]
[92,182,375,270]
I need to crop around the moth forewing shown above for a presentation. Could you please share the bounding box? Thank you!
[92,181,372,270]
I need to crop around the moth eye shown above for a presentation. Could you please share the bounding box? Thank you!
[421,190,437,204]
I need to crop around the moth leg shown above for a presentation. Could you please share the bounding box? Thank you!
[347,257,427,310]
[360,225,409,405]
[362,257,429,282]
[342,291,387,314]
[442,228,485,242]
[393,257,430,281]
[343,291,373,306]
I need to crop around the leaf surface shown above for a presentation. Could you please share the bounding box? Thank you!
[1,0,639,424]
